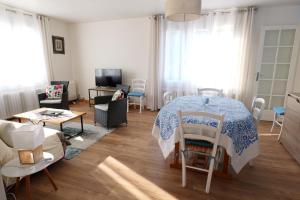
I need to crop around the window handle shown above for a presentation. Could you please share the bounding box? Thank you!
[256,72,260,81]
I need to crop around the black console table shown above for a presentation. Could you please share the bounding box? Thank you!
[88,87,117,107]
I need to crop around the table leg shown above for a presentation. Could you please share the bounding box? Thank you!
[88,89,91,107]
[15,177,20,198]
[43,168,58,191]
[25,176,32,200]
[223,152,229,174]
[80,115,84,133]
[170,142,181,169]
[59,123,63,132]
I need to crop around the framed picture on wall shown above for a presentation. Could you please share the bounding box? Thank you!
[52,35,65,54]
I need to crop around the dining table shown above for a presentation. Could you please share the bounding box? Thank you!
[152,95,259,174]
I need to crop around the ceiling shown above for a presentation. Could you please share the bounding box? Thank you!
[0,0,300,23]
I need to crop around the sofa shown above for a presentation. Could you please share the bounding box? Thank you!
[0,120,65,187]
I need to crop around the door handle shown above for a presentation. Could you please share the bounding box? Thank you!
[256,72,260,81]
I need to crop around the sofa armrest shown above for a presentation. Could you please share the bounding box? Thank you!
[94,96,113,105]
[38,92,47,101]
[107,98,127,118]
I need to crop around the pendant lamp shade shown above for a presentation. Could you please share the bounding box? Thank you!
[165,0,201,22]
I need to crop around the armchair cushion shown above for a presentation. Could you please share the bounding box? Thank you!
[0,122,20,147]
[46,84,63,98]
[95,104,109,111]
[112,90,124,101]
[0,139,15,167]
[40,99,62,104]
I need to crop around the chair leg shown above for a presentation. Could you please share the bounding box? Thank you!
[270,113,276,132]
[205,158,215,193]
[139,96,142,113]
[181,151,186,187]
[278,118,284,141]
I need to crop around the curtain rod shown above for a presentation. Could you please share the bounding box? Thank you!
[0,3,36,17]
[151,6,257,18]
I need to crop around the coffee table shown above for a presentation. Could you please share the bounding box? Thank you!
[1,152,57,200]
[13,108,86,136]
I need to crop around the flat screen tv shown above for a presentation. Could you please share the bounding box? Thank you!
[95,69,122,87]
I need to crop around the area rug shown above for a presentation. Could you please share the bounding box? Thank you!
[45,122,114,160]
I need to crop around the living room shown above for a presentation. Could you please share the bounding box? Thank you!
[1,0,300,200]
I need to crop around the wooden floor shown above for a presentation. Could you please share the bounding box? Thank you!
[16,101,300,200]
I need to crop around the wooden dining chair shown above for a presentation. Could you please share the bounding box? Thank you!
[163,91,175,105]
[270,106,285,141]
[251,97,265,127]
[197,88,224,97]
[127,79,146,113]
[177,111,224,193]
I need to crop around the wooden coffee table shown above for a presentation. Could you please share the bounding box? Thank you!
[13,108,86,135]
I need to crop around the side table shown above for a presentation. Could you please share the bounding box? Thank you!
[1,152,57,200]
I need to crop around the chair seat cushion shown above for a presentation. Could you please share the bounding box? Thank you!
[40,99,62,104]
[128,92,145,97]
[185,139,213,148]
[273,106,285,115]
[95,104,109,111]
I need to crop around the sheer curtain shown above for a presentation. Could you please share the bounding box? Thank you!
[0,6,48,119]
[147,8,255,110]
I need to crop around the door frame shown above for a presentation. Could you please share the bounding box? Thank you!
[255,25,300,121]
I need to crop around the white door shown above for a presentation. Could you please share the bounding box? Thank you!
[256,26,300,121]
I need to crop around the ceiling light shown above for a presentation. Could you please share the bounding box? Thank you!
[165,0,202,22]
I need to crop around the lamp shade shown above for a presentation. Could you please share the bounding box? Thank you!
[165,0,201,22]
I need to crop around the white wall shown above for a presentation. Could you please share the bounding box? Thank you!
[49,19,73,81]
[68,5,300,99]
[253,5,300,93]
[69,17,151,98]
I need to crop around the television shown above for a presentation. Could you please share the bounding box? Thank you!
[95,69,122,87]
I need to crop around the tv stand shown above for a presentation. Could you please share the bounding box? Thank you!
[88,87,117,107]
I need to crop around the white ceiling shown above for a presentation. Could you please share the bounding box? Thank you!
[0,0,300,23]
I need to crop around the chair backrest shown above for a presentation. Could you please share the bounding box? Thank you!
[116,84,130,97]
[177,111,224,157]
[251,97,265,124]
[131,79,146,93]
[163,91,175,105]
[197,88,223,97]
[50,81,69,93]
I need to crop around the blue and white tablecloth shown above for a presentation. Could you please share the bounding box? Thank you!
[152,96,260,173]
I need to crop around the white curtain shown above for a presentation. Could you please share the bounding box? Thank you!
[147,8,255,110]
[147,15,166,110]
[39,15,54,81]
[0,6,49,119]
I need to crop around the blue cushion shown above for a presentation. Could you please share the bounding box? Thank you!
[273,106,285,115]
[128,92,145,97]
